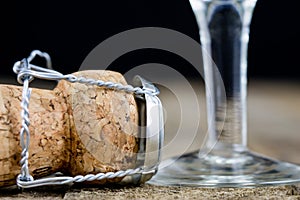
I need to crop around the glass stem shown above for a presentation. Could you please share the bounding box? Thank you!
[192,0,257,153]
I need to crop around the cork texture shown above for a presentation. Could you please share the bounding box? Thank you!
[0,85,70,187]
[57,71,139,182]
[0,70,139,187]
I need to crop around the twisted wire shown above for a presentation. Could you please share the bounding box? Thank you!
[65,76,159,96]
[13,49,159,96]
[18,65,34,182]
[64,167,144,184]
[17,168,145,188]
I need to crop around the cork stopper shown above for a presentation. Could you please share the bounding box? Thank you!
[0,70,139,187]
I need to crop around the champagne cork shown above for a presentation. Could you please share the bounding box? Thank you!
[0,70,139,187]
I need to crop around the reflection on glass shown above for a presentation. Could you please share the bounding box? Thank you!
[148,0,300,187]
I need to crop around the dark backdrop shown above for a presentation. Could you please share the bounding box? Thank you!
[1,0,300,80]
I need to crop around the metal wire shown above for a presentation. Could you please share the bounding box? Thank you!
[17,59,34,183]
[12,53,159,96]
[14,50,158,188]
[17,168,149,188]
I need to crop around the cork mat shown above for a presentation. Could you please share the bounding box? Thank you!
[0,184,300,199]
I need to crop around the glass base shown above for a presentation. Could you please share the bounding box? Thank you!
[148,149,300,187]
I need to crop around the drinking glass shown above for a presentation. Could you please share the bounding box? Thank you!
[148,0,300,187]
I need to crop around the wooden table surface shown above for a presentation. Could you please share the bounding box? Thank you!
[0,78,299,199]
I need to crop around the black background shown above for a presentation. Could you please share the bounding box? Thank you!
[1,0,300,80]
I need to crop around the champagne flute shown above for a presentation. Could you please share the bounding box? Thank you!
[149,0,300,187]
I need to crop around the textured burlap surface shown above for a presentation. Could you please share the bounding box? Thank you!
[0,184,300,199]
[0,79,299,199]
